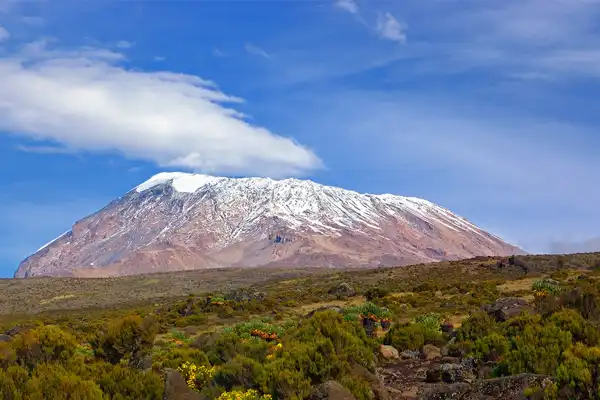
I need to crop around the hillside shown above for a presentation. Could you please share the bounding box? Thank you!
[15,172,521,278]
[1,252,600,399]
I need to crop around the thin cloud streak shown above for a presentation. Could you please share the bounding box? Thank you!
[244,42,271,59]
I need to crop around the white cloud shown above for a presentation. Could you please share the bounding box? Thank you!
[335,0,359,15]
[116,40,134,49]
[0,25,9,42]
[0,40,321,177]
[244,42,271,59]
[376,12,406,43]
[154,55,165,62]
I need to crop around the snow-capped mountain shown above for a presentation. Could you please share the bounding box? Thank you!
[15,172,522,278]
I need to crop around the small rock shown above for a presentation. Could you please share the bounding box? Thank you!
[163,369,202,400]
[308,381,357,400]
[379,345,400,360]
[421,344,442,360]
[0,334,10,342]
[5,326,25,336]
[400,350,421,360]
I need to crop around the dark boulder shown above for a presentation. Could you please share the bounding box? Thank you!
[0,334,10,342]
[482,297,534,322]
[308,381,357,400]
[350,365,389,400]
[163,369,202,400]
[330,282,357,298]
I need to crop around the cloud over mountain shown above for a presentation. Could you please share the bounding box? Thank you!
[0,40,321,177]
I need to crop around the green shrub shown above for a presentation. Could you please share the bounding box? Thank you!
[532,279,561,297]
[95,364,164,400]
[91,315,158,368]
[549,309,600,346]
[152,347,209,370]
[457,311,496,341]
[213,355,267,391]
[501,324,572,375]
[0,342,16,368]
[0,365,28,399]
[204,332,270,365]
[364,287,389,301]
[473,333,509,362]
[11,325,77,369]
[414,313,443,335]
[383,322,442,351]
[24,363,104,400]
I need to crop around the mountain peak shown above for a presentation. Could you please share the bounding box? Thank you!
[135,172,227,193]
[16,173,522,278]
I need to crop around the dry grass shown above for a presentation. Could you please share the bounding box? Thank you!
[39,294,77,305]
[292,296,367,314]
[497,277,541,293]
[1,251,598,318]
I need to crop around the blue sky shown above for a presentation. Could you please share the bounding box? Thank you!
[1,0,600,277]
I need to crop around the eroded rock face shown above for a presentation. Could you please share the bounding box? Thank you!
[15,173,523,278]
[419,374,553,400]
[425,361,476,384]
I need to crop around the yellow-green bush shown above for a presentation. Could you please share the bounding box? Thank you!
[92,315,158,368]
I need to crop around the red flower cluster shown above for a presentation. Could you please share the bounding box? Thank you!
[250,329,278,340]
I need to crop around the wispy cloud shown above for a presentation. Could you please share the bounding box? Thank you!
[116,40,134,49]
[244,42,271,59]
[0,39,321,177]
[375,12,406,43]
[16,144,76,155]
[212,48,227,58]
[335,0,359,15]
[333,0,406,44]
[153,55,165,62]
[20,16,44,26]
[0,25,8,42]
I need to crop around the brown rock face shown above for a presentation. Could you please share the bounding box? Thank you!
[15,173,523,278]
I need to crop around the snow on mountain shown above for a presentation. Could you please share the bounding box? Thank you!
[15,173,522,278]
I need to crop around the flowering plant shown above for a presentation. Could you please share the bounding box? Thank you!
[178,361,216,391]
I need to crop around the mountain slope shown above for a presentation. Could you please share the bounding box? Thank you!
[15,173,522,277]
